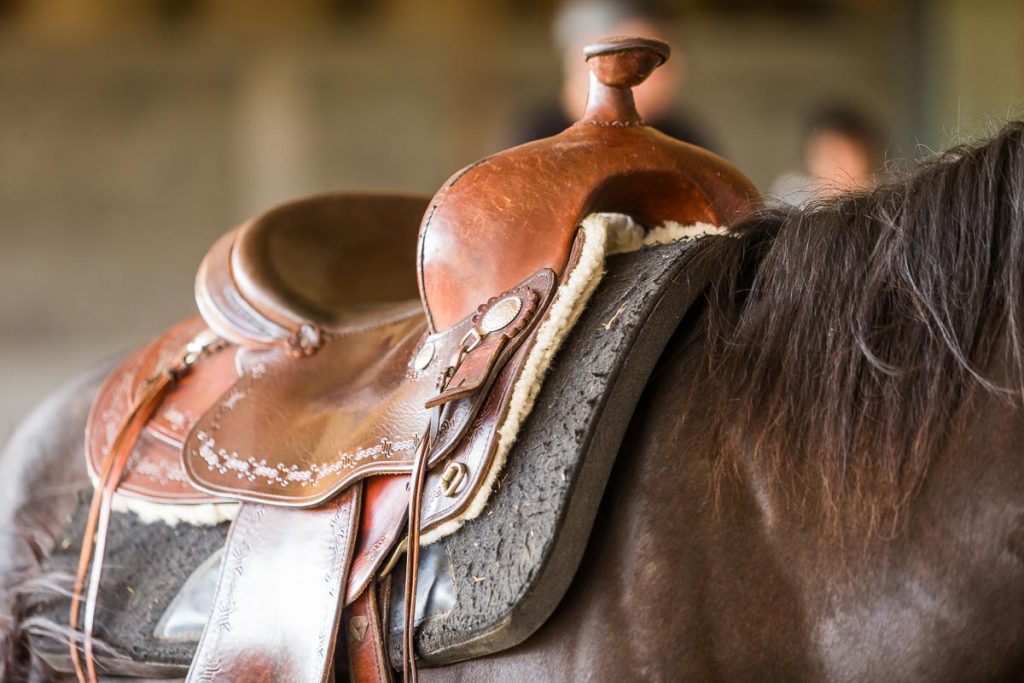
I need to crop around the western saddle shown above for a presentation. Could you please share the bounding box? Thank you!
[68,37,757,682]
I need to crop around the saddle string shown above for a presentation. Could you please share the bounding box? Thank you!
[402,419,433,683]
[403,339,474,681]
[68,334,223,683]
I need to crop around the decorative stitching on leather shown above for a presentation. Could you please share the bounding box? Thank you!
[160,405,193,430]
[132,452,192,485]
[191,504,264,681]
[221,389,246,410]
[194,431,422,486]
[318,495,355,662]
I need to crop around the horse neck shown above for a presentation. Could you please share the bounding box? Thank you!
[449,326,1024,682]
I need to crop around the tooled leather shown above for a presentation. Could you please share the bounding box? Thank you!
[182,270,556,507]
[147,346,239,447]
[184,313,432,506]
[187,486,360,683]
[426,282,541,407]
[85,316,237,503]
[76,39,766,682]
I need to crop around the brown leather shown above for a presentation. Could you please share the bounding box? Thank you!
[417,38,759,331]
[418,327,528,531]
[347,474,409,605]
[85,316,235,503]
[425,281,541,408]
[187,486,360,683]
[346,580,393,683]
[73,329,226,683]
[581,37,668,124]
[404,411,436,681]
[183,269,556,506]
[196,193,428,349]
[233,193,428,328]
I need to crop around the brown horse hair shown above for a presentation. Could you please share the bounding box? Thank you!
[696,121,1024,536]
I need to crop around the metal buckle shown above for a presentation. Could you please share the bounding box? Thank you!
[459,327,483,355]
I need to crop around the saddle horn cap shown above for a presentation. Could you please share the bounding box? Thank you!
[581,36,670,125]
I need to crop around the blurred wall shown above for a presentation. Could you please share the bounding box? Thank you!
[1,0,1021,435]
[923,0,1024,146]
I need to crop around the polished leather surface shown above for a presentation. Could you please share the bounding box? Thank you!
[184,270,555,506]
[347,473,409,605]
[346,581,393,683]
[418,337,526,531]
[187,486,360,683]
[85,316,237,503]
[233,192,428,329]
[196,193,429,348]
[416,47,758,331]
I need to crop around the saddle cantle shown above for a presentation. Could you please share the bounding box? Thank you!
[195,191,428,351]
[44,36,759,682]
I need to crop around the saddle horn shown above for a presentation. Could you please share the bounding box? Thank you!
[417,36,759,331]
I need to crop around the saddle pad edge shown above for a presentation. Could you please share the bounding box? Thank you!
[402,235,719,665]
[418,214,612,546]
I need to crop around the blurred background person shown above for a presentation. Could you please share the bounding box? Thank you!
[509,0,717,151]
[772,103,886,205]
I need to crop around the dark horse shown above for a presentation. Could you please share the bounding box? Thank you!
[3,123,1024,681]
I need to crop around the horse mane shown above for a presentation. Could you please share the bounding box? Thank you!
[698,121,1024,532]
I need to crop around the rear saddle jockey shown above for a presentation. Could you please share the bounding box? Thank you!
[67,37,758,681]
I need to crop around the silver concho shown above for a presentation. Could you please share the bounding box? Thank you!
[413,341,435,371]
[480,295,523,333]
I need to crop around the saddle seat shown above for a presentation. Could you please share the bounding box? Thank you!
[86,192,433,510]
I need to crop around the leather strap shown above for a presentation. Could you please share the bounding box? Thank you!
[70,332,224,683]
[346,580,393,683]
[403,327,478,681]
[187,487,361,683]
[69,369,177,683]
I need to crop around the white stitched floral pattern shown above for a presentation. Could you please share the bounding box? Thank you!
[133,453,192,485]
[194,431,421,487]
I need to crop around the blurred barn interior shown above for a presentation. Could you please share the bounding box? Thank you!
[1,0,1022,432]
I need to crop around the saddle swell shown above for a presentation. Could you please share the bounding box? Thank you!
[63,36,761,683]
[416,43,756,331]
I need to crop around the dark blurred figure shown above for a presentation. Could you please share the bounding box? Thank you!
[772,104,886,205]
[510,0,717,151]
